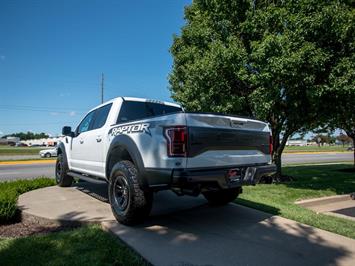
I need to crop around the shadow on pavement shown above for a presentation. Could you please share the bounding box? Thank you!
[74,181,354,265]
[75,181,109,203]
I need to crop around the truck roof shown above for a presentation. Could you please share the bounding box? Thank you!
[87,96,182,113]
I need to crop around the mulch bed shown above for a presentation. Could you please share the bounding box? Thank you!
[337,168,355,173]
[0,216,80,238]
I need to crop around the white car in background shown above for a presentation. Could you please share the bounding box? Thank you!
[39,148,58,158]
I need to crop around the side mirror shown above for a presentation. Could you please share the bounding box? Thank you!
[62,126,73,137]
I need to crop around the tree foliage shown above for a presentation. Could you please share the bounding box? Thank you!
[2,132,49,141]
[169,0,355,176]
[336,134,353,147]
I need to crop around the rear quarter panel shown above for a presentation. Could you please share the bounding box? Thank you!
[107,112,187,169]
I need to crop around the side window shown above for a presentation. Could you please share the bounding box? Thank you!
[91,103,112,130]
[77,111,95,134]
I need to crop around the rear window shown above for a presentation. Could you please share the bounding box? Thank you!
[117,101,182,123]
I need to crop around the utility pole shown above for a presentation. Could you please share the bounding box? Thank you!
[101,73,104,104]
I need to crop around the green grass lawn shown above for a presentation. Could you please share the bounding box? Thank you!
[0,179,147,265]
[0,178,55,223]
[0,146,43,156]
[236,164,355,239]
[0,225,147,266]
[284,145,351,153]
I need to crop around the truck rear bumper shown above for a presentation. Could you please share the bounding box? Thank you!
[171,164,276,189]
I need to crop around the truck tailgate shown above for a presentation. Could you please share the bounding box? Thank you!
[185,113,271,168]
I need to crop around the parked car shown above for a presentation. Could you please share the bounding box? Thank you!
[57,97,276,225]
[347,147,354,151]
[39,148,58,158]
[15,143,28,147]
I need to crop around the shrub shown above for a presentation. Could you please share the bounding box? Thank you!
[0,178,55,223]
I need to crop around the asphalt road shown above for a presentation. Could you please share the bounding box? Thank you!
[0,162,55,181]
[0,152,353,181]
[283,152,353,164]
[0,155,41,161]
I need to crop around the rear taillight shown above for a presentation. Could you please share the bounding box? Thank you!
[165,126,187,157]
[269,135,273,155]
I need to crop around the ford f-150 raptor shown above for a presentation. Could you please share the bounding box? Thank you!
[57,97,276,224]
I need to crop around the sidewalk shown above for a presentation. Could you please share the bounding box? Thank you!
[18,183,355,266]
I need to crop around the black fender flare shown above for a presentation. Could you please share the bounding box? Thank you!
[57,141,68,163]
[106,135,147,188]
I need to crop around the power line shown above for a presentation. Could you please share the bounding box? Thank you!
[101,73,104,104]
[0,121,75,126]
[0,107,85,115]
[0,104,87,111]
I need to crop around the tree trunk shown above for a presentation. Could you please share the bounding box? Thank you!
[273,151,282,179]
[345,131,355,168]
[271,129,292,181]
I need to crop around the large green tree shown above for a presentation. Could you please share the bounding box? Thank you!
[169,0,354,177]
[321,54,355,166]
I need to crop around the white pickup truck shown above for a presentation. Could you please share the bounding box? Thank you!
[57,97,275,224]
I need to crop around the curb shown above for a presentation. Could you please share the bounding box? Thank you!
[295,194,350,207]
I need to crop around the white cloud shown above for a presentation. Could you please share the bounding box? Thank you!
[59,92,71,97]
[0,130,3,135]
[50,112,59,116]
[69,111,76,117]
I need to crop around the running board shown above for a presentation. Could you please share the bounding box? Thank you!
[67,171,107,184]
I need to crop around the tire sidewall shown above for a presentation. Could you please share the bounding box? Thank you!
[108,161,152,225]
[55,154,64,184]
[109,168,134,218]
[55,153,72,187]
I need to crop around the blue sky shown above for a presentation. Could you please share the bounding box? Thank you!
[0,0,191,136]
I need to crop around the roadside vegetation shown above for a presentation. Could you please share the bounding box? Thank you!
[0,146,43,156]
[236,164,355,239]
[0,179,147,265]
[0,225,147,266]
[170,0,355,176]
[0,178,55,223]
[284,146,351,153]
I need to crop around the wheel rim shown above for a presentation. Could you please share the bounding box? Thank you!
[56,159,62,183]
[113,176,129,211]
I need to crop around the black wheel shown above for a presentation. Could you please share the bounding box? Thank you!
[45,153,51,158]
[55,154,73,187]
[203,188,240,206]
[108,160,153,225]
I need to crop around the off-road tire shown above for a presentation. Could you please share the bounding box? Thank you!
[203,188,240,206]
[55,154,73,187]
[109,160,153,225]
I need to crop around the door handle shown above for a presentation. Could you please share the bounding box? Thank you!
[96,137,102,143]
[79,140,84,144]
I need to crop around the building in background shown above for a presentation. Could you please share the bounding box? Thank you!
[22,137,64,147]
[286,139,308,146]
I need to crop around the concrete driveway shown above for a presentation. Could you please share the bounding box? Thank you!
[18,182,355,266]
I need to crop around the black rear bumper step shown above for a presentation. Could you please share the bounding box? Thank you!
[172,164,276,189]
